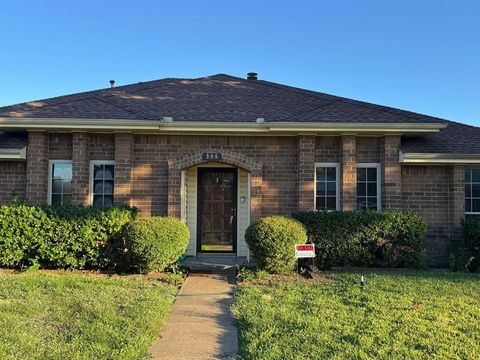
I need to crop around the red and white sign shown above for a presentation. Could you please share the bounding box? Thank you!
[295,244,315,258]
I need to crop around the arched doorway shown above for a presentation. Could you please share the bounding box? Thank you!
[168,151,262,257]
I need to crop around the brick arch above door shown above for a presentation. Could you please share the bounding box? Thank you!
[167,150,263,221]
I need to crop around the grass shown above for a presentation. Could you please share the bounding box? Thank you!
[0,270,177,360]
[233,271,480,360]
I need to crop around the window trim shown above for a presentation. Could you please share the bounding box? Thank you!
[314,162,340,211]
[465,168,480,215]
[48,160,73,205]
[356,163,382,211]
[89,160,115,206]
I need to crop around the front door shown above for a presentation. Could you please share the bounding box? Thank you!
[197,168,237,253]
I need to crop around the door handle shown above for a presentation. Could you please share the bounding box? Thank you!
[230,207,236,224]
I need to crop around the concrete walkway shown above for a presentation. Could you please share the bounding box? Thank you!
[149,272,238,359]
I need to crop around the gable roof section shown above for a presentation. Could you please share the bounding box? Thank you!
[0,74,478,159]
[0,74,449,124]
[400,121,480,163]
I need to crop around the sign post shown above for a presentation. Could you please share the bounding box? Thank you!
[294,243,315,276]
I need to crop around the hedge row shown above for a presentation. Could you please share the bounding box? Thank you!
[0,205,137,269]
[448,216,480,272]
[292,210,428,269]
[0,205,190,272]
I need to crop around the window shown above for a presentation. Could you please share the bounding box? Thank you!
[48,160,72,205]
[315,163,340,211]
[465,168,480,214]
[357,163,381,211]
[90,161,115,207]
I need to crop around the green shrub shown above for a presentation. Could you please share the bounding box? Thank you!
[448,216,480,272]
[245,216,307,273]
[291,211,376,268]
[384,211,427,267]
[292,210,427,269]
[463,216,480,255]
[39,205,137,269]
[121,217,189,273]
[0,204,137,269]
[0,205,50,267]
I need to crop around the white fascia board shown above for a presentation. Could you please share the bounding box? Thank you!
[0,117,447,134]
[400,151,480,164]
[0,147,27,160]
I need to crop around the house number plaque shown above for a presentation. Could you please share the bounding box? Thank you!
[202,152,223,161]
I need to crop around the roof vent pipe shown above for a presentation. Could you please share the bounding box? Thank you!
[109,80,115,88]
[247,72,258,80]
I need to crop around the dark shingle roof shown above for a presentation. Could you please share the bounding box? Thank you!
[0,74,478,155]
[402,121,480,155]
[0,132,27,149]
[0,74,448,124]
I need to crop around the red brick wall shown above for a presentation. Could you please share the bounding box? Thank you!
[13,131,468,264]
[48,133,72,159]
[132,135,299,216]
[89,133,115,160]
[450,165,465,237]
[298,136,315,211]
[114,133,134,206]
[341,135,356,211]
[357,137,381,163]
[72,132,89,205]
[401,165,452,263]
[26,131,48,204]
[0,162,27,203]
[382,136,402,209]
[315,136,340,163]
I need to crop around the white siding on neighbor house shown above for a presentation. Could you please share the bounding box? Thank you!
[237,168,250,258]
[183,164,250,258]
[185,167,197,256]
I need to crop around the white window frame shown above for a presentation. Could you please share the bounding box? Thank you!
[314,163,340,211]
[465,168,480,215]
[48,160,73,205]
[89,160,115,206]
[356,163,382,211]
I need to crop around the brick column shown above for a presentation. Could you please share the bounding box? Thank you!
[341,135,356,211]
[167,164,181,218]
[250,170,263,222]
[26,131,48,204]
[114,133,133,206]
[298,136,316,211]
[382,135,402,209]
[72,132,89,205]
[451,165,465,236]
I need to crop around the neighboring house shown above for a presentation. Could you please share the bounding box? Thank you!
[0,73,479,264]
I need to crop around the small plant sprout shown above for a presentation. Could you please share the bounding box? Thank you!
[360,274,366,288]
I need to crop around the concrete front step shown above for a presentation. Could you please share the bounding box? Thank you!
[181,255,247,273]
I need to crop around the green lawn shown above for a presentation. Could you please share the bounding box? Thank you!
[233,272,480,360]
[0,270,177,360]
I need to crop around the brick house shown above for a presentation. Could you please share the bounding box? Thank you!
[0,73,479,264]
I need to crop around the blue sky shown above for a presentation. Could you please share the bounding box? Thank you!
[1,0,479,125]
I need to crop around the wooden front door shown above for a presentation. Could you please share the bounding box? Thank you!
[197,168,237,253]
